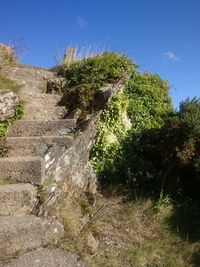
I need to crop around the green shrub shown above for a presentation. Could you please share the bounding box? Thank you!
[125,72,172,132]
[91,71,172,186]
[57,52,136,115]
[123,98,200,201]
[56,52,135,89]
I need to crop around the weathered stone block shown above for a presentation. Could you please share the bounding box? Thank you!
[46,77,67,94]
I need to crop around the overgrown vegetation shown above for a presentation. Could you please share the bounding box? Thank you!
[56,52,135,114]
[58,193,200,267]
[91,71,172,183]
[56,51,200,266]
[56,52,135,89]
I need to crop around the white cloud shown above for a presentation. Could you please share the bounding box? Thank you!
[76,16,88,29]
[163,51,180,62]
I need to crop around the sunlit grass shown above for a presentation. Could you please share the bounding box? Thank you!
[0,74,21,93]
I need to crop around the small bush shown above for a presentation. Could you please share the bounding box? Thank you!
[57,52,136,114]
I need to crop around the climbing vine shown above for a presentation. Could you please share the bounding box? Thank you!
[90,92,130,174]
[90,71,172,185]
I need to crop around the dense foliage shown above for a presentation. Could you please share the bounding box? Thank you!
[124,98,200,200]
[57,52,136,115]
[57,51,200,201]
[56,52,135,90]
[91,70,172,188]
[125,72,172,132]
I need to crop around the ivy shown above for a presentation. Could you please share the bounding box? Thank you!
[90,70,173,186]
[90,93,130,174]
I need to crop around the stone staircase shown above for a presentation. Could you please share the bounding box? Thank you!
[0,66,86,266]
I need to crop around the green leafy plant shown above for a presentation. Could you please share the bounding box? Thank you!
[91,70,172,187]
[57,52,136,115]
[90,92,130,175]
[0,101,24,138]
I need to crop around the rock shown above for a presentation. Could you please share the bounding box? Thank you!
[67,109,82,120]
[0,91,18,122]
[87,232,99,253]
[46,77,67,94]
[43,115,99,196]
[2,248,87,267]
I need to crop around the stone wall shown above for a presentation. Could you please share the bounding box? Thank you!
[39,76,129,213]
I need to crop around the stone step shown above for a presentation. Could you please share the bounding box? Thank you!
[8,119,76,137]
[1,65,54,79]
[2,248,87,267]
[5,136,74,157]
[0,184,37,216]
[0,215,64,261]
[25,105,67,120]
[0,157,45,185]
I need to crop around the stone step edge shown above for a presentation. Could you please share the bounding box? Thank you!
[0,215,65,261]
[8,119,77,136]
[0,156,45,185]
[5,136,74,140]
[0,183,38,216]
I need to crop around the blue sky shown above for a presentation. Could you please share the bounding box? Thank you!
[0,0,199,108]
